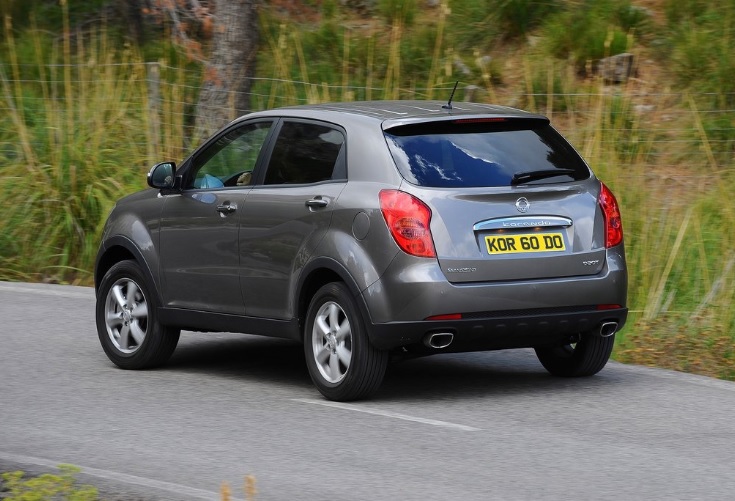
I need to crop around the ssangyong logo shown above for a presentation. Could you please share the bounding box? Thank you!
[515,197,530,213]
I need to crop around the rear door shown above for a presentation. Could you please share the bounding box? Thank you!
[384,118,606,284]
[239,119,347,319]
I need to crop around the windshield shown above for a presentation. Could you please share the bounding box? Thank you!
[384,120,590,188]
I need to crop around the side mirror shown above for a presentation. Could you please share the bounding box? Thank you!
[147,162,176,190]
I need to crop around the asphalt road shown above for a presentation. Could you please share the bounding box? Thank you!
[2,281,735,501]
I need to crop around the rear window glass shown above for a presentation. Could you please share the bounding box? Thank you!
[384,120,590,188]
[264,121,345,185]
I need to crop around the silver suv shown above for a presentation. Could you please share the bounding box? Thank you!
[95,100,627,401]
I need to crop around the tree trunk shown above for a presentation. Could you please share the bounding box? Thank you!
[120,0,145,44]
[194,0,259,142]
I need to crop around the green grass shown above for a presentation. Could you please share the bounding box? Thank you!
[0,465,259,501]
[1,465,98,501]
[0,1,734,379]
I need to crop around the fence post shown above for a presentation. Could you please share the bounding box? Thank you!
[147,61,161,163]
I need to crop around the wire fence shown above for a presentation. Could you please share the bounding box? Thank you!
[1,61,733,175]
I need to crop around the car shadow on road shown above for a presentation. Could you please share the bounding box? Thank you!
[164,332,628,401]
[378,350,628,401]
[165,332,313,390]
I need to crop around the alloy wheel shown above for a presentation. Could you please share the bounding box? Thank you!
[311,301,353,383]
[104,277,149,354]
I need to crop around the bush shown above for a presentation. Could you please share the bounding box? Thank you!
[1,465,99,501]
[378,0,418,26]
[542,0,640,71]
[664,1,735,102]
[490,0,561,39]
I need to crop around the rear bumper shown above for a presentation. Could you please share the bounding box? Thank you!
[367,306,628,351]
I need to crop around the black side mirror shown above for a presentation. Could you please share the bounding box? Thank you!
[147,162,176,189]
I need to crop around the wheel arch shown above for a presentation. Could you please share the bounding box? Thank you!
[94,236,162,305]
[295,257,368,341]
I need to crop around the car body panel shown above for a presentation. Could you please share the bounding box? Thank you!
[239,182,347,319]
[96,190,165,296]
[158,188,250,314]
[360,246,626,325]
[401,181,607,283]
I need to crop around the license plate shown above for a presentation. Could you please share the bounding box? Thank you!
[485,232,566,255]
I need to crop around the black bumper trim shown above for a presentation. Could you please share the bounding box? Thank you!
[367,307,628,351]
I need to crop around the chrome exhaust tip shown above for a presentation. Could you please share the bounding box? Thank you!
[423,332,454,349]
[599,321,619,338]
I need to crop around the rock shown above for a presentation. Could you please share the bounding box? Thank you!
[634,104,655,115]
[598,53,635,84]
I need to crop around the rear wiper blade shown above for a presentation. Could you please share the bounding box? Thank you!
[511,169,577,185]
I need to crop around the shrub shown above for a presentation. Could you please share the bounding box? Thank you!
[490,0,561,39]
[1,465,99,501]
[543,0,638,71]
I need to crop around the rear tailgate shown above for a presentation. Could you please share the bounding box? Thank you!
[409,182,606,283]
[383,116,606,284]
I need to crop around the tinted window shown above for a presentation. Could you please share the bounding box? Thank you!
[264,121,345,185]
[384,121,589,188]
[189,121,273,189]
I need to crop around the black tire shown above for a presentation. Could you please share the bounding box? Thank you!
[96,260,180,369]
[304,282,388,401]
[534,332,615,377]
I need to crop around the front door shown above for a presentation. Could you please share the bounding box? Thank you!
[158,120,274,314]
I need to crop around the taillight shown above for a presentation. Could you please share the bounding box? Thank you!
[599,182,623,248]
[379,190,436,258]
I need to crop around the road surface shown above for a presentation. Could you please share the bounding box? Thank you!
[2,281,735,500]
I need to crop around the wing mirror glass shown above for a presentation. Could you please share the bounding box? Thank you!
[147,162,176,189]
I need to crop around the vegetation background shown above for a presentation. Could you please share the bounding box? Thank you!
[0,0,733,379]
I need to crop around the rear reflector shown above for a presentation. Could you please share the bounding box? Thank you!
[425,313,463,321]
[596,304,622,310]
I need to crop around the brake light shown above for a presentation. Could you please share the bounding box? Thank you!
[599,182,623,248]
[453,117,507,124]
[379,190,436,258]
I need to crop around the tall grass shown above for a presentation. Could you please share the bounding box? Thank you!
[0,11,191,283]
[571,83,735,379]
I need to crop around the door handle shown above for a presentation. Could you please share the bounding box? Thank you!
[216,203,237,214]
[305,198,329,209]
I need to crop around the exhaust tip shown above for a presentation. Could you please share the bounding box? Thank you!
[599,321,618,338]
[423,332,454,349]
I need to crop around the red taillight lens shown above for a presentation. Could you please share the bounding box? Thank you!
[599,182,623,248]
[379,190,436,258]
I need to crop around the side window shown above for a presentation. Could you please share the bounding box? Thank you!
[264,121,345,185]
[189,121,273,189]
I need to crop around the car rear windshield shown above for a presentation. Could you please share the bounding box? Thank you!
[384,119,590,188]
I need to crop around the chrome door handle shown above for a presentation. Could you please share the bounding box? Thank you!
[216,203,237,214]
[305,198,329,208]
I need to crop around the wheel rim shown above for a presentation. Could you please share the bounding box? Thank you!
[311,301,352,383]
[104,277,149,354]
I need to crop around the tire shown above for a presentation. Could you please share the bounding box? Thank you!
[534,332,615,377]
[96,260,180,369]
[304,282,388,401]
